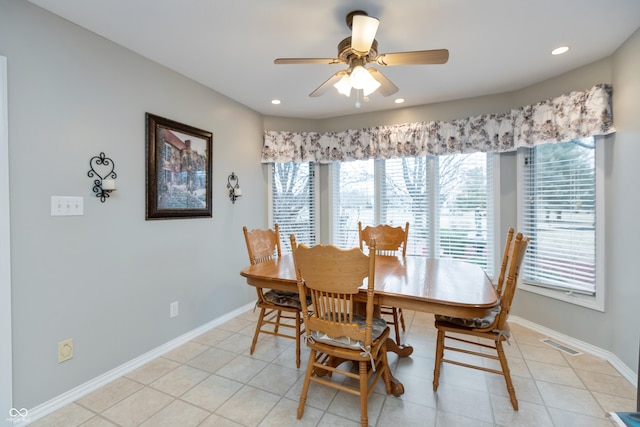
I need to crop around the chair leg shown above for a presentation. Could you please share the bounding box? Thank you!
[391,309,402,345]
[359,360,368,427]
[380,343,392,395]
[250,307,266,355]
[433,329,445,391]
[496,340,518,410]
[295,312,301,369]
[398,308,406,332]
[297,349,316,420]
[274,311,282,334]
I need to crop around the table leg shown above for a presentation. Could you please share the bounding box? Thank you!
[385,338,414,357]
[383,338,409,396]
[389,372,405,396]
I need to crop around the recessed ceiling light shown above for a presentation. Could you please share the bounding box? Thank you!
[394,98,405,104]
[271,99,281,105]
[551,46,570,55]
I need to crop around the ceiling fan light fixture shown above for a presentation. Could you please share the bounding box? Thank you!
[349,66,381,96]
[362,76,381,96]
[351,14,380,55]
[333,74,352,97]
[349,66,369,89]
[276,10,447,100]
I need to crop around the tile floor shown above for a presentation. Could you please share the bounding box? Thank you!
[30,309,636,426]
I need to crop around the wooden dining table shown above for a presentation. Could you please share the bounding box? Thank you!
[240,253,498,395]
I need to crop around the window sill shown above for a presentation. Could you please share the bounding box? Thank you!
[519,282,604,312]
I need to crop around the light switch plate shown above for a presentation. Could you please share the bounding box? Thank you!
[51,196,84,216]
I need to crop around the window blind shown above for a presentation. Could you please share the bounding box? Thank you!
[331,160,375,248]
[380,157,430,256]
[436,153,494,275]
[271,162,316,253]
[521,139,596,294]
[331,154,493,274]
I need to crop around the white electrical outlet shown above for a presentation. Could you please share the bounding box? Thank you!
[58,338,74,363]
[169,301,179,318]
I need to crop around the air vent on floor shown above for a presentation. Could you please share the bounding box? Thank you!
[540,339,581,356]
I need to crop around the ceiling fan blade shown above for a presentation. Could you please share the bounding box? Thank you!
[309,71,347,97]
[274,58,342,65]
[351,14,379,55]
[375,49,449,66]
[368,68,399,97]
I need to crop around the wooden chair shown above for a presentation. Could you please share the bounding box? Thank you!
[243,224,304,368]
[432,231,530,410]
[496,227,515,295]
[358,221,409,345]
[291,235,393,427]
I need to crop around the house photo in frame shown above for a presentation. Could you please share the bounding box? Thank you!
[145,113,213,220]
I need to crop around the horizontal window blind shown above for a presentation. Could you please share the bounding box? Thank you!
[272,162,316,253]
[436,153,494,275]
[380,157,430,256]
[332,160,375,249]
[331,154,493,275]
[521,139,596,294]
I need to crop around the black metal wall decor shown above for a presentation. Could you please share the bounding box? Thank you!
[227,172,242,204]
[88,152,117,203]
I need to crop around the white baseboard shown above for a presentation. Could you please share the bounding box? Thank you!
[510,315,638,388]
[20,302,254,426]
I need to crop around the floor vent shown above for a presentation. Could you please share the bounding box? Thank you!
[541,339,582,356]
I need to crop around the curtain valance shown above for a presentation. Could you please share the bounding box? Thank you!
[262,83,614,163]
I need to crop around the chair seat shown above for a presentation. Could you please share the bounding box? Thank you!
[263,290,304,309]
[434,304,500,329]
[311,315,387,350]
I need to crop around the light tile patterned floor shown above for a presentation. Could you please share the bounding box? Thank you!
[30,309,636,426]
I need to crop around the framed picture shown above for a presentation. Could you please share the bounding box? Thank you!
[145,113,213,220]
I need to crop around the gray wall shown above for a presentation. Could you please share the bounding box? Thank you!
[609,20,640,372]
[4,0,639,412]
[2,1,266,409]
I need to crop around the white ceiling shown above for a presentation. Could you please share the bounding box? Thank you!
[28,0,640,120]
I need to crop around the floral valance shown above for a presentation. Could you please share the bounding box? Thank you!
[262,83,614,163]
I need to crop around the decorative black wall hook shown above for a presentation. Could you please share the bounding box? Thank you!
[227,172,242,204]
[87,152,117,203]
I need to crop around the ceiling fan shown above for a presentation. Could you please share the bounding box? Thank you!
[274,10,449,100]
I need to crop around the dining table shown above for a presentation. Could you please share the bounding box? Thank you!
[240,253,498,396]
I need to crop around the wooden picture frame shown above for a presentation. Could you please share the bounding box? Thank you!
[145,113,213,220]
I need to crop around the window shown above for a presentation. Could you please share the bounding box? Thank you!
[269,162,317,252]
[331,153,494,275]
[380,157,430,256]
[331,159,375,249]
[518,137,604,310]
[437,153,494,272]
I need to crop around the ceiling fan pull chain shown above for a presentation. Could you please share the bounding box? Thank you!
[355,89,362,108]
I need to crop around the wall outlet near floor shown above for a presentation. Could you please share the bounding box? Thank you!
[58,338,74,363]
[169,301,179,318]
